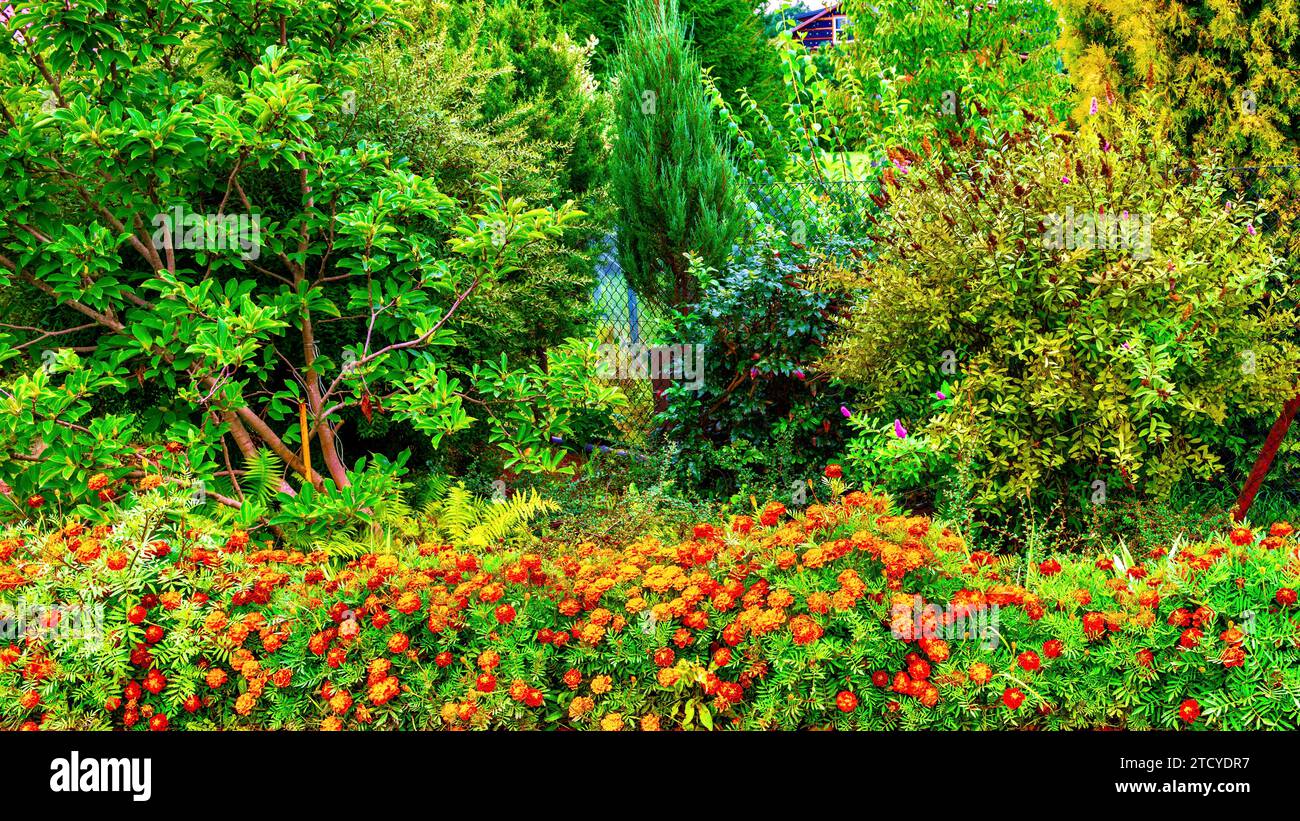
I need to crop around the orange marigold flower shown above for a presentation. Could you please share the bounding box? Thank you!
[789,614,823,646]
[590,674,613,695]
[234,692,257,716]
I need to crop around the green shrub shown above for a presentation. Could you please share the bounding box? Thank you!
[820,103,1300,514]
[655,237,856,501]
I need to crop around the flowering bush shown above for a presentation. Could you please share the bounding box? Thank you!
[656,239,855,500]
[2,471,1298,731]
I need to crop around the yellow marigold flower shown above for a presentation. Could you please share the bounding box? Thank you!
[625,596,647,614]
[590,674,612,695]
[600,712,624,731]
[656,668,680,688]
[640,714,661,732]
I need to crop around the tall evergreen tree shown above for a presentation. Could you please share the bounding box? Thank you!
[610,0,744,309]
[550,0,783,156]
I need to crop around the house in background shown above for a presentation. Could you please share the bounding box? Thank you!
[791,2,852,49]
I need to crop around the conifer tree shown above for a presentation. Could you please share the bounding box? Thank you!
[610,0,743,309]
[1056,0,1300,164]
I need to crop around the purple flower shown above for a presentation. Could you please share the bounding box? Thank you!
[840,405,852,419]
[549,435,564,445]
[935,390,947,400]
[749,367,759,378]
[893,419,908,439]
[1089,97,1098,116]
[1247,223,1257,236]
[1061,176,1071,184]
[1121,342,1131,351]
[793,369,806,381]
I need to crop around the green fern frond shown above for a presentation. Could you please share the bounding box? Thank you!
[242,449,284,501]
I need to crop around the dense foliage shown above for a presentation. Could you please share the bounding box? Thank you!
[806,0,1070,167]
[1057,0,1300,165]
[656,238,854,501]
[0,0,626,531]
[818,103,1300,513]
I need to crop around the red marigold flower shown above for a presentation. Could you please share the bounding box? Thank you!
[1179,627,1203,649]
[1277,588,1298,607]
[183,694,201,713]
[143,669,167,695]
[968,662,992,686]
[475,673,496,693]
[1220,646,1246,668]
[824,464,843,479]
[144,625,164,644]
[1229,527,1254,546]
[1038,558,1061,575]
[148,713,168,731]
[653,647,675,667]
[1017,650,1041,672]
[127,605,147,625]
[1269,522,1294,538]
[1179,698,1201,724]
[692,523,719,541]
[1043,639,1063,659]
[524,688,544,708]
[387,633,410,654]
[871,670,889,688]
[1082,612,1105,640]
[563,669,582,689]
[730,515,754,535]
[836,690,858,712]
[494,603,516,624]
[434,651,453,667]
[26,494,44,509]
[711,647,731,668]
[1002,687,1026,710]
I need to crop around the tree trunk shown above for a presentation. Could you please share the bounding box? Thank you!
[1233,392,1300,522]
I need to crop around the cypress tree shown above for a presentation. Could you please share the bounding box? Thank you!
[610,0,744,309]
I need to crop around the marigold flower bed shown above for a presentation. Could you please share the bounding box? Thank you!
[2,487,1298,730]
